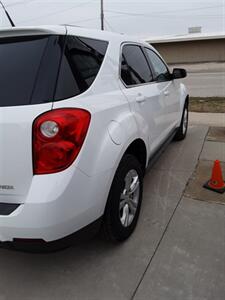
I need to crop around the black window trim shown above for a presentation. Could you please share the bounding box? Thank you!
[119,42,155,89]
[143,47,172,83]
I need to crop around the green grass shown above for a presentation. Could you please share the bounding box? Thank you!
[189,97,225,113]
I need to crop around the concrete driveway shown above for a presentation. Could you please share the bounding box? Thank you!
[0,125,224,300]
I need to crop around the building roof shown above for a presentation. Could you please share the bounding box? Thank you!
[146,32,225,44]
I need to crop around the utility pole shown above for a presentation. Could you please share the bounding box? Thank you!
[100,0,104,30]
[0,1,15,27]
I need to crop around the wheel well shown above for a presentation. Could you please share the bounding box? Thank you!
[124,139,147,173]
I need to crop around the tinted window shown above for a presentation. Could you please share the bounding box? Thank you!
[144,48,171,82]
[55,36,108,100]
[121,45,152,86]
[32,36,65,104]
[0,36,49,107]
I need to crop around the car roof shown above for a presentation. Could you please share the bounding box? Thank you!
[66,25,134,42]
[0,25,151,47]
[66,25,153,48]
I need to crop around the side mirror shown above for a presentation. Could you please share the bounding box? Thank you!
[172,68,187,79]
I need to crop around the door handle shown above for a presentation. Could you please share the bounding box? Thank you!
[136,95,146,104]
[164,91,170,97]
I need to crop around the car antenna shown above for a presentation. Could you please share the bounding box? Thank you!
[0,1,15,27]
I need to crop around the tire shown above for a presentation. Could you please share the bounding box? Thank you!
[174,101,189,141]
[102,154,143,242]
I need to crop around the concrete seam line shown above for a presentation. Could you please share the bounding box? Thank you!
[130,127,209,300]
[130,192,185,300]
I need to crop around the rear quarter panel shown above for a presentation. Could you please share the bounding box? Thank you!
[53,38,149,177]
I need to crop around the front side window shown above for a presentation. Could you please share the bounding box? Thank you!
[121,44,153,86]
[55,36,108,100]
[144,48,171,82]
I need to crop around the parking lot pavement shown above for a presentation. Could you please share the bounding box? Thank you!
[0,125,216,300]
[184,72,225,97]
[200,141,225,162]
[207,127,225,143]
[185,160,225,205]
[170,62,225,97]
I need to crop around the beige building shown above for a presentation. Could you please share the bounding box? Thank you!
[147,33,225,64]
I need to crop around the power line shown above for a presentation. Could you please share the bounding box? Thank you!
[69,17,99,24]
[106,13,223,20]
[5,0,36,8]
[17,0,96,25]
[105,4,224,18]
[5,1,224,29]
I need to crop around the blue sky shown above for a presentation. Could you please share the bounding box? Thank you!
[1,0,225,37]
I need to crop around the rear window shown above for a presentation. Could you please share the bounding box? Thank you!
[55,36,108,101]
[0,36,62,107]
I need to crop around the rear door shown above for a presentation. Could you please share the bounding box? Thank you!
[0,34,63,203]
[119,43,168,153]
[144,47,180,133]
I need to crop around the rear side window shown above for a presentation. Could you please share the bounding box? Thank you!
[32,36,64,104]
[55,36,108,100]
[0,34,108,107]
[121,45,153,86]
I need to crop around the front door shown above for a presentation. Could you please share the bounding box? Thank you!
[144,47,180,135]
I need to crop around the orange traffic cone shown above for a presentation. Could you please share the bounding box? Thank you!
[204,160,225,194]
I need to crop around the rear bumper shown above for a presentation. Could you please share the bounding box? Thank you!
[0,218,102,252]
[0,166,112,244]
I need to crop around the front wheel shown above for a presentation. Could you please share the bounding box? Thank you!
[174,101,189,141]
[102,154,143,242]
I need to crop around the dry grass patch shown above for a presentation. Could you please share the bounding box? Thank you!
[190,97,225,113]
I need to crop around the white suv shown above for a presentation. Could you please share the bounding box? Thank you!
[0,26,188,251]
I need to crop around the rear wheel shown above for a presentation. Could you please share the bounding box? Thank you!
[102,154,143,242]
[174,101,189,141]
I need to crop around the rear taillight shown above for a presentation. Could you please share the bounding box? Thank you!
[33,108,91,175]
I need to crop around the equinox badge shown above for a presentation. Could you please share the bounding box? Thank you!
[0,185,14,190]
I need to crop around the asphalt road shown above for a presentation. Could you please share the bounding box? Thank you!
[169,63,225,98]
[184,71,225,97]
[0,125,224,300]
